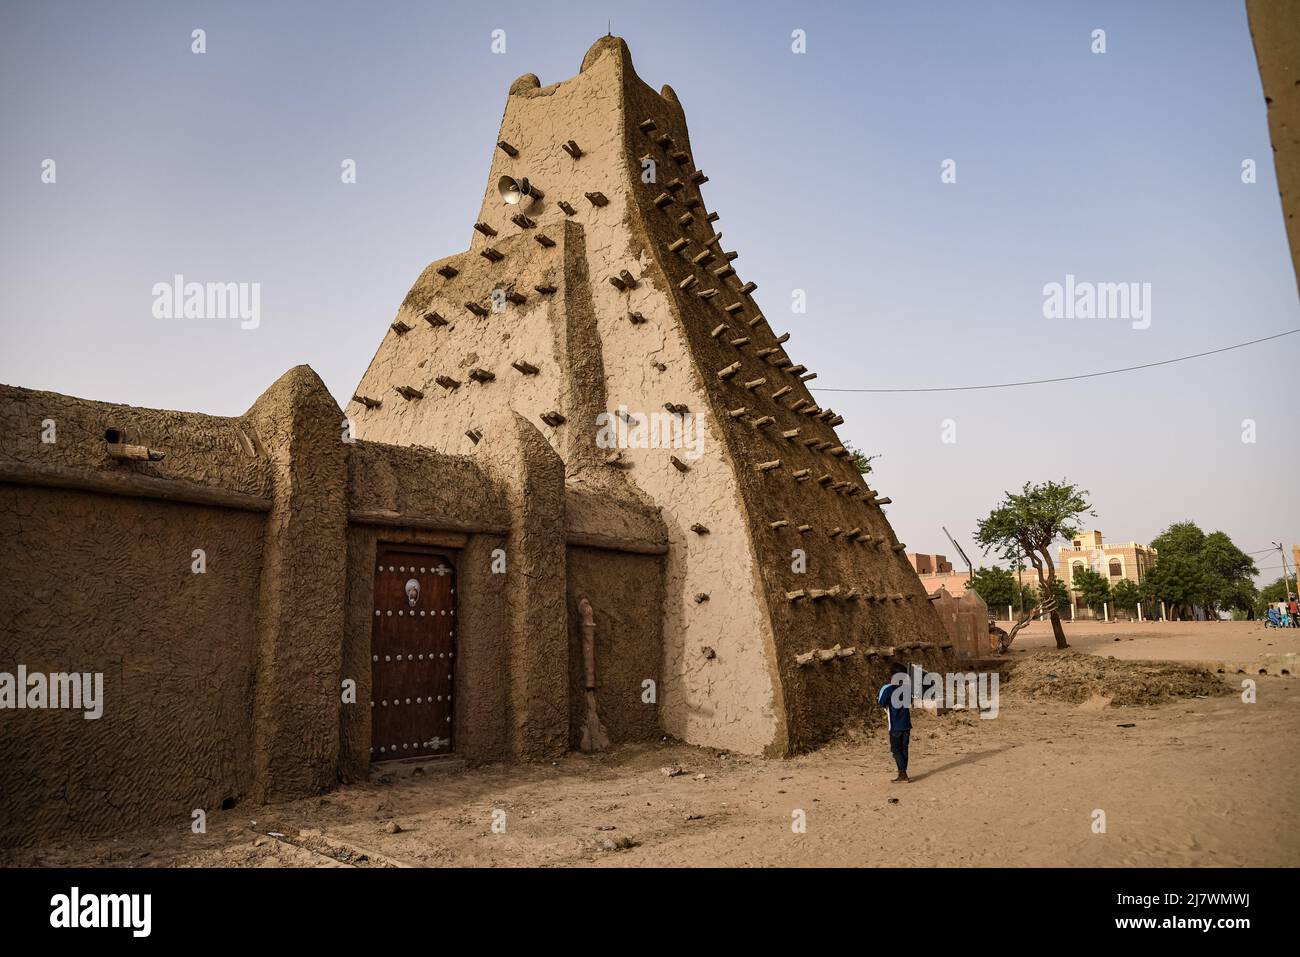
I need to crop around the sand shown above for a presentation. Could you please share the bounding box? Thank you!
[5,620,1298,868]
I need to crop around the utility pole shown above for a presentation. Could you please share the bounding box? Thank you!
[1276,542,1296,603]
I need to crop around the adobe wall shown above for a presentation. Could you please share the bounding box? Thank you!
[0,368,611,845]
[0,487,264,845]
[348,36,956,755]
[565,545,664,749]
[610,40,954,751]
[244,367,349,803]
[0,383,274,845]
[338,440,513,778]
[350,38,784,756]
[1247,0,1300,293]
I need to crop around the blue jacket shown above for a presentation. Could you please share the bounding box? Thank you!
[878,681,912,732]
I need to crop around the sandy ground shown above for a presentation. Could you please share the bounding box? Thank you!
[1002,617,1300,669]
[6,621,1298,868]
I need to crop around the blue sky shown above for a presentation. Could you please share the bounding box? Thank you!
[1,0,1295,581]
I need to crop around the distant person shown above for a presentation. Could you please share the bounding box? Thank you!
[1288,598,1299,627]
[877,665,912,783]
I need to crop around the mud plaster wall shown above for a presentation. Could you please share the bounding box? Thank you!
[474,411,570,759]
[349,37,783,756]
[0,384,272,494]
[1247,0,1300,294]
[0,489,264,846]
[349,35,955,753]
[566,546,663,749]
[339,440,513,776]
[613,40,955,751]
[0,384,275,846]
[244,367,349,803]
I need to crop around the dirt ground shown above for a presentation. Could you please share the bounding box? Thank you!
[6,620,1298,868]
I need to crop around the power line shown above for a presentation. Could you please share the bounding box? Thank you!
[811,328,1300,394]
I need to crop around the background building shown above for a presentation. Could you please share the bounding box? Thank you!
[906,553,971,598]
[1058,530,1157,592]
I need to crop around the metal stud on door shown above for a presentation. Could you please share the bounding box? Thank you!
[370,546,455,760]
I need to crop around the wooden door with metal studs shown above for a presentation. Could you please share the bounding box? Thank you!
[370,546,456,761]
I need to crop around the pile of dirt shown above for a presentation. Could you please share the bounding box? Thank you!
[1004,652,1228,706]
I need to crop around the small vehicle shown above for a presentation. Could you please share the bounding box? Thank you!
[1264,608,1284,628]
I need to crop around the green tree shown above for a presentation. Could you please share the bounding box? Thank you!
[974,479,1094,649]
[1019,582,1040,612]
[1140,553,1208,620]
[1146,521,1258,619]
[1040,576,1070,614]
[1111,578,1140,613]
[968,566,1018,609]
[1071,566,1112,614]
[1200,531,1258,617]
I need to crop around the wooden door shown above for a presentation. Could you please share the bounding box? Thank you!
[370,546,456,761]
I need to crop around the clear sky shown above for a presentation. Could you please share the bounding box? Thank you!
[1,0,1296,582]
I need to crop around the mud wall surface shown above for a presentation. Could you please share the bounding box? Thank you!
[0,487,264,846]
[1247,0,1300,292]
[0,368,552,844]
[349,37,784,756]
[0,382,276,845]
[340,439,515,773]
[613,37,954,751]
[348,34,956,754]
[566,545,663,749]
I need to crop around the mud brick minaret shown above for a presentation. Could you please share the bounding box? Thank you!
[350,36,952,755]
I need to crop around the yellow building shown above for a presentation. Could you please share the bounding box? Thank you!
[1058,530,1157,591]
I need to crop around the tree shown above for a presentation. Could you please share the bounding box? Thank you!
[1111,579,1140,614]
[969,566,1018,609]
[1200,531,1258,617]
[974,479,1094,649]
[1146,521,1258,619]
[1071,567,1112,614]
[1019,582,1041,613]
[1039,576,1070,615]
[1140,553,1207,620]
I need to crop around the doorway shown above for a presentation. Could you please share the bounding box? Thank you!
[370,545,457,761]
